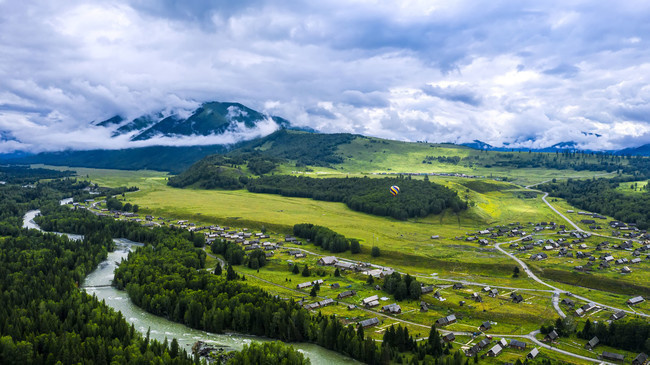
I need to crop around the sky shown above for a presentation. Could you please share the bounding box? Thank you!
[1,0,650,153]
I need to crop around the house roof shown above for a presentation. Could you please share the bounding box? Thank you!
[587,336,599,348]
[528,348,539,358]
[602,351,625,361]
[436,314,456,325]
[611,311,626,320]
[443,333,455,341]
[358,317,380,327]
[628,296,645,304]
[561,298,574,306]
[319,298,334,307]
[362,295,379,304]
[510,340,527,348]
[633,353,648,364]
[337,290,356,298]
[382,303,401,313]
[319,256,337,265]
[488,344,502,355]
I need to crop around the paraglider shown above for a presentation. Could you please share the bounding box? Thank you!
[389,185,400,196]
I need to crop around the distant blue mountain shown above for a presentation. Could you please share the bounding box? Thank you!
[462,140,595,153]
[617,143,650,156]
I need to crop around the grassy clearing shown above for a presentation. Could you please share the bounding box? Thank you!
[615,180,649,195]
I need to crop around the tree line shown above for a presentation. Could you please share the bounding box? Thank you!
[578,319,650,353]
[540,177,650,229]
[293,223,361,253]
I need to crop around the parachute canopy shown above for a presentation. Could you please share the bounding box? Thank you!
[390,185,400,196]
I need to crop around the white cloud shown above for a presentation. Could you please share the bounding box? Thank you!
[1,0,650,153]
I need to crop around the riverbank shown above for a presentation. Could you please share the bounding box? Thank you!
[22,208,358,364]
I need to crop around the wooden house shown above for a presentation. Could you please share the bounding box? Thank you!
[358,317,380,328]
[585,336,599,350]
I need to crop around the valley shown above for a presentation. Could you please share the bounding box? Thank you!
[27,132,649,364]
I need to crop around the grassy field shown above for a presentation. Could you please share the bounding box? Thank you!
[332,137,622,186]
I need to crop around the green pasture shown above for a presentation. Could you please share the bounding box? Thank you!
[333,137,619,186]
[615,179,649,195]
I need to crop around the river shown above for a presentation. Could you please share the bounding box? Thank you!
[23,205,357,364]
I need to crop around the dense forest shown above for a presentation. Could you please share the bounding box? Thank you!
[9,145,228,173]
[248,175,466,220]
[0,165,74,184]
[0,175,195,364]
[540,178,650,229]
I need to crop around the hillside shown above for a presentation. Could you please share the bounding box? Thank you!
[10,145,227,174]
[170,130,635,187]
[6,128,642,180]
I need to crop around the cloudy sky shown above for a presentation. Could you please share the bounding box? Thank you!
[1,0,650,152]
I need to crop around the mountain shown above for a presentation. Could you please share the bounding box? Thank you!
[103,101,291,141]
[617,143,650,156]
[9,145,228,174]
[0,101,302,172]
[4,129,354,173]
[461,140,493,150]
[463,139,590,153]
[95,115,125,128]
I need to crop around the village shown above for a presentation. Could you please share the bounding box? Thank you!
[75,197,650,364]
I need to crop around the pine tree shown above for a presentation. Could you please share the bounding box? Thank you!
[226,265,238,281]
[350,239,361,254]
[427,325,443,357]
[214,262,222,275]
[334,268,341,277]
[302,265,310,277]
[292,264,300,274]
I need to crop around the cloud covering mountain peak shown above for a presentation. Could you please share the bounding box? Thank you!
[2,1,650,152]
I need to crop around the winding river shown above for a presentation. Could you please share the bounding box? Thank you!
[23,205,357,364]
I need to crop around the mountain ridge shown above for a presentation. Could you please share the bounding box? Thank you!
[100,101,290,141]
